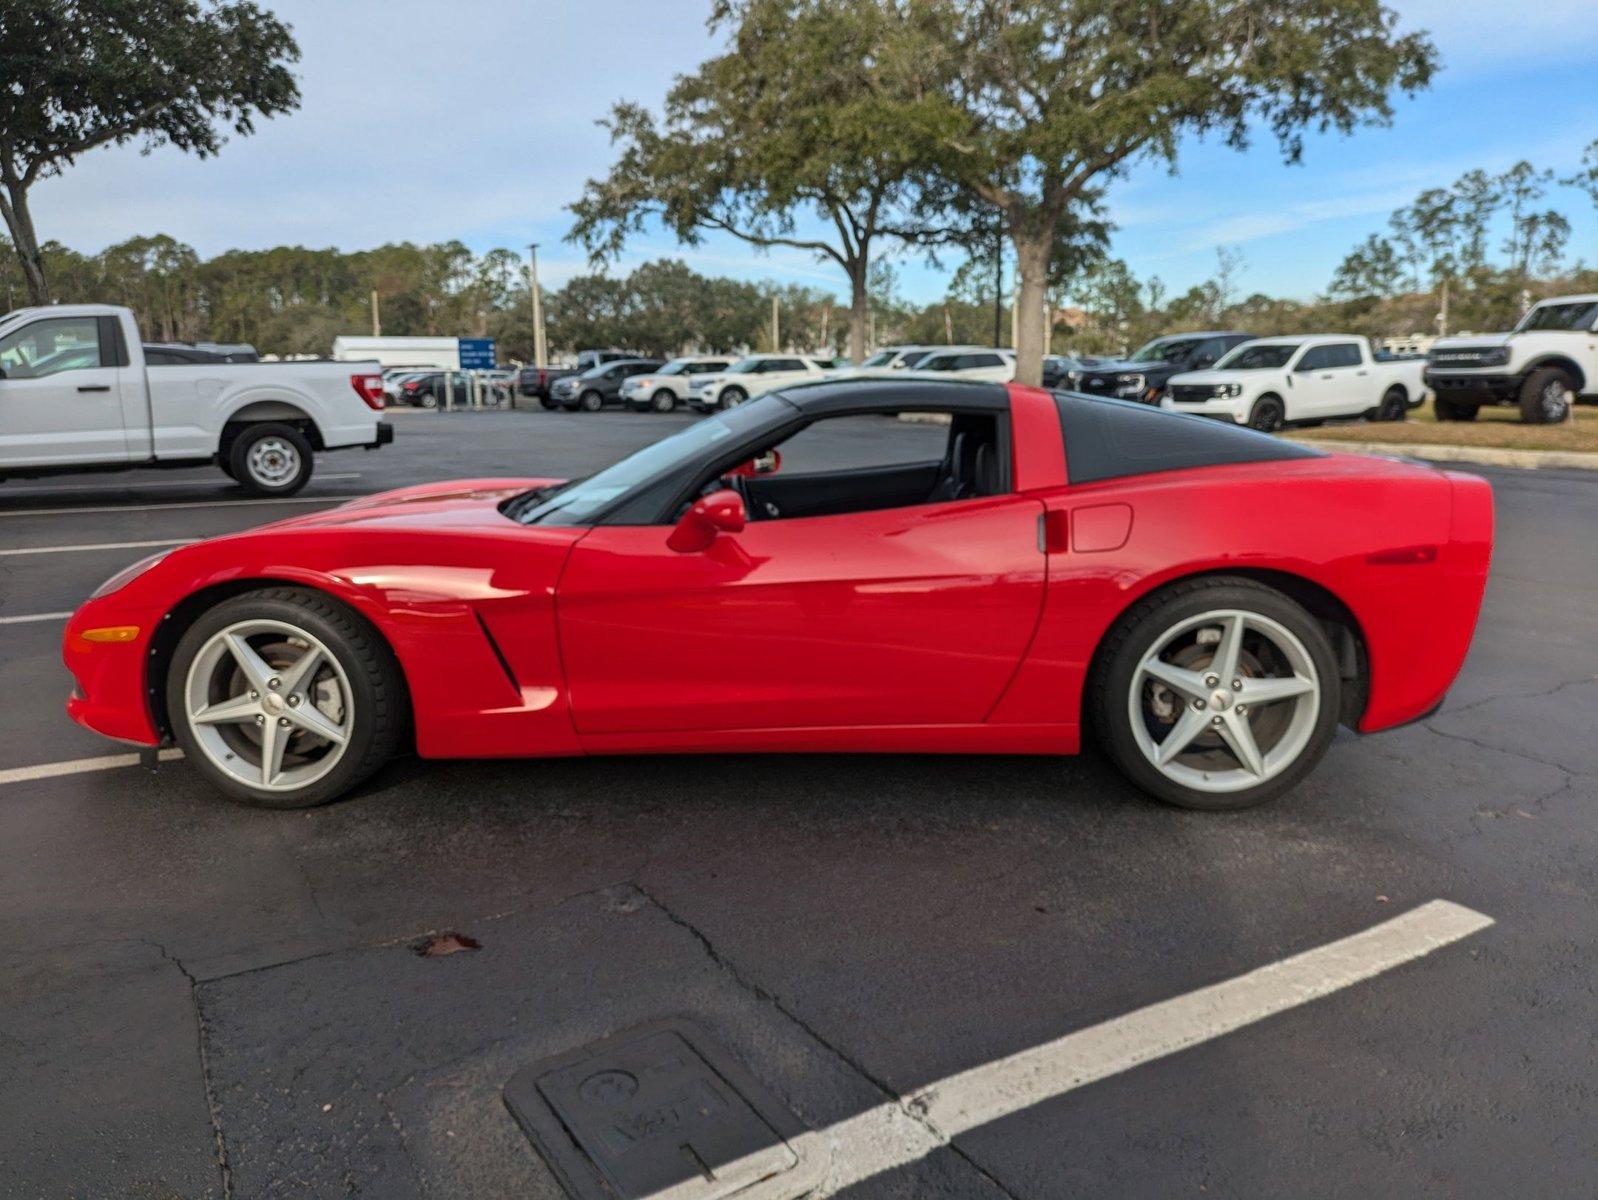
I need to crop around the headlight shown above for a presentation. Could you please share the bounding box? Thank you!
[1214,383,1243,398]
[91,551,170,598]
[1115,373,1145,391]
[1064,370,1080,384]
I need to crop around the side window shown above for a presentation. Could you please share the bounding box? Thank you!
[769,358,805,372]
[969,353,1004,369]
[1296,346,1331,372]
[1326,343,1362,369]
[1190,338,1225,366]
[603,367,623,381]
[0,317,104,380]
[736,411,1006,522]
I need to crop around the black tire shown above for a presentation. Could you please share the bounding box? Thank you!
[420,393,438,410]
[228,423,313,497]
[651,389,676,413]
[217,457,238,481]
[1246,395,1285,432]
[1088,576,1342,811]
[165,587,407,809]
[579,390,605,412]
[1518,366,1574,425]
[1433,394,1479,422]
[719,385,748,410]
[1373,386,1408,423]
[539,395,559,411]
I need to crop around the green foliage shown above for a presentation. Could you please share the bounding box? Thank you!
[905,0,1437,382]
[569,0,961,361]
[0,0,300,303]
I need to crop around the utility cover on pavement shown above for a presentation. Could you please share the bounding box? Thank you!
[504,1019,823,1200]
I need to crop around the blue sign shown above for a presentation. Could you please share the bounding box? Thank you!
[458,337,497,370]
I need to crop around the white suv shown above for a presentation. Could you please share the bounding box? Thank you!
[686,355,830,411]
[910,348,1016,382]
[619,356,733,412]
[1426,294,1598,424]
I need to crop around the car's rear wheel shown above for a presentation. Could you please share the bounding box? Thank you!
[1434,395,1479,421]
[1246,395,1285,432]
[1090,578,1341,810]
[1519,366,1574,424]
[166,588,406,809]
[651,389,676,413]
[229,423,313,497]
[580,390,605,412]
[719,385,748,409]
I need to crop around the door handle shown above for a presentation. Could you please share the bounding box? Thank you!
[77,384,111,393]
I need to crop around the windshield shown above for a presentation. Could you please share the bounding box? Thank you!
[1128,337,1201,364]
[513,399,785,525]
[1516,302,1598,332]
[860,351,897,368]
[724,357,763,375]
[655,361,687,376]
[1216,343,1298,370]
[900,350,937,368]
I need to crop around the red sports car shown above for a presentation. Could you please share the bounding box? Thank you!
[63,380,1492,811]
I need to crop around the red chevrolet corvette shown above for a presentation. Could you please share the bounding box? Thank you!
[63,380,1492,811]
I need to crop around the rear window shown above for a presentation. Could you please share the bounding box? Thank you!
[1054,393,1323,485]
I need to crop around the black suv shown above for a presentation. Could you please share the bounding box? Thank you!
[551,359,665,411]
[1068,332,1253,404]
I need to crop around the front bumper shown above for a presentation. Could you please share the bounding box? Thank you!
[1160,397,1246,422]
[1424,370,1519,401]
[63,601,163,746]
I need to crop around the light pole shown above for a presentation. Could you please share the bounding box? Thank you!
[527,243,547,368]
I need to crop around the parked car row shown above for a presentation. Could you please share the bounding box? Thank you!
[509,328,1439,431]
[381,367,514,409]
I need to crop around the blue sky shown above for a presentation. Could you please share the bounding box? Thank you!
[33,0,1598,306]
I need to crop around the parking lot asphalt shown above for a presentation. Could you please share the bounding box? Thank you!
[2,407,1595,1198]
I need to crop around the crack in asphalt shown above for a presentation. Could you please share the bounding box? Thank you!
[632,881,1022,1200]
[1421,720,1591,781]
[1436,675,1597,719]
[142,937,233,1200]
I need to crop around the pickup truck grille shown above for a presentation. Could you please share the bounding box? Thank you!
[1428,348,1503,367]
[1167,385,1214,403]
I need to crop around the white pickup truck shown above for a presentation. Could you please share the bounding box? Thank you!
[1425,293,1598,424]
[1163,335,1427,432]
[0,304,392,496]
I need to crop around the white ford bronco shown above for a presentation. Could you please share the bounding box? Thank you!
[1425,294,1598,424]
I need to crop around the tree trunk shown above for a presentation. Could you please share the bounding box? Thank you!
[1011,230,1051,387]
[0,178,50,306]
[847,262,868,365]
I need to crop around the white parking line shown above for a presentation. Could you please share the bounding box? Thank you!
[0,537,194,558]
[0,493,366,518]
[0,748,184,787]
[0,471,362,499]
[0,611,73,625]
[693,899,1494,1196]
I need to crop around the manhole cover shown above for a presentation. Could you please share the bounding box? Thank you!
[504,1019,823,1199]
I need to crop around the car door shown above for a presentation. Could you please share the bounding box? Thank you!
[1287,345,1335,418]
[1314,342,1368,416]
[756,357,809,395]
[0,315,130,468]
[554,414,1047,735]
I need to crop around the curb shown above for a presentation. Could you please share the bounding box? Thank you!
[1291,438,1598,473]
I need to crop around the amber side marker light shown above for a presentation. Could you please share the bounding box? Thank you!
[78,626,141,644]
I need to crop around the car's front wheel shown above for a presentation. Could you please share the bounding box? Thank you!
[166,587,406,808]
[1246,395,1285,432]
[1090,578,1342,810]
[1519,366,1574,424]
[719,385,748,409]
[651,389,676,413]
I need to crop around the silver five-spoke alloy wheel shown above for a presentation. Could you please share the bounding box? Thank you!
[246,436,300,488]
[1129,608,1320,795]
[183,619,353,792]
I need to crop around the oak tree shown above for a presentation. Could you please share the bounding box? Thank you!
[0,0,299,304]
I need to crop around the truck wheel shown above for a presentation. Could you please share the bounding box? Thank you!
[1519,367,1574,424]
[579,390,604,412]
[1246,395,1284,432]
[229,423,313,497]
[1373,386,1408,422]
[1434,395,1479,421]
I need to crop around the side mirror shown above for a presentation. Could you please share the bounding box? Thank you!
[667,488,747,553]
[726,449,781,478]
